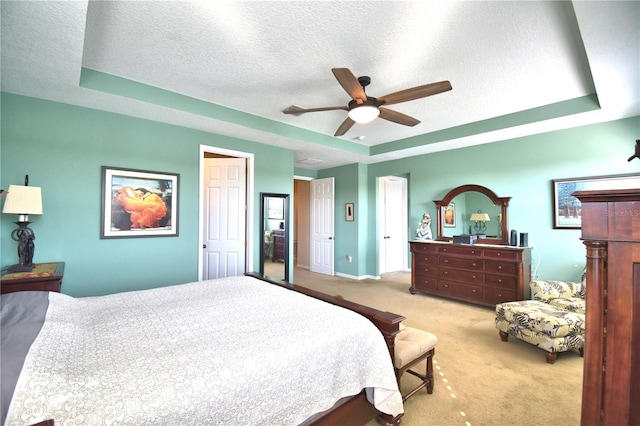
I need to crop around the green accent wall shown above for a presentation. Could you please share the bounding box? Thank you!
[2,92,638,297]
[1,93,293,296]
[366,117,639,281]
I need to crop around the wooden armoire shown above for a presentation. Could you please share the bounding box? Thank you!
[574,188,639,425]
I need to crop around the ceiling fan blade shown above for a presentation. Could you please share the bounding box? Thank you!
[379,107,421,127]
[379,81,452,106]
[283,105,347,116]
[334,117,356,136]
[332,68,367,102]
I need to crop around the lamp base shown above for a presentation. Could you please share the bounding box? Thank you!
[7,263,35,273]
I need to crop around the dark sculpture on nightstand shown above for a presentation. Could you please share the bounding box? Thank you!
[10,222,36,272]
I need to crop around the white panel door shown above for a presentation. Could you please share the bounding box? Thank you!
[203,157,246,279]
[379,176,408,274]
[310,177,334,275]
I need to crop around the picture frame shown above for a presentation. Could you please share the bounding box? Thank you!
[443,202,456,227]
[345,203,355,221]
[267,197,284,220]
[552,173,640,229]
[101,166,179,238]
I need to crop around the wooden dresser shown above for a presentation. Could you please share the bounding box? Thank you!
[575,189,639,426]
[410,241,531,307]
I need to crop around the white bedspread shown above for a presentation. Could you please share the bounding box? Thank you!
[5,276,403,425]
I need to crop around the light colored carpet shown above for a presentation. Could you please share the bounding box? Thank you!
[292,268,583,426]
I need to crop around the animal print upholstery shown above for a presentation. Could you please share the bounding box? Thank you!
[495,276,586,356]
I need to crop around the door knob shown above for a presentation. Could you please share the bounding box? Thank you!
[203,244,207,248]
[328,236,334,240]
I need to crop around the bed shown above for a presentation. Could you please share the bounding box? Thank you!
[1,273,405,426]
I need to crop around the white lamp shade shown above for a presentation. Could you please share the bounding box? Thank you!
[470,212,490,222]
[2,185,43,215]
[348,105,380,124]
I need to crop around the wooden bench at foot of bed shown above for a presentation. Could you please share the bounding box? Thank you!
[246,273,406,426]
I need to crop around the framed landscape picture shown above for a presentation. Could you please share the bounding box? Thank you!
[101,166,179,238]
[552,173,640,229]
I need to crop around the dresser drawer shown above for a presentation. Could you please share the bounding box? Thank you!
[414,253,438,265]
[485,260,518,275]
[484,273,517,289]
[411,243,438,254]
[414,264,438,276]
[414,275,437,293]
[439,267,483,284]
[439,245,482,257]
[483,249,520,260]
[439,279,483,301]
[439,256,483,271]
[484,286,516,304]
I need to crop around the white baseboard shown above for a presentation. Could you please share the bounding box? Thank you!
[334,272,380,280]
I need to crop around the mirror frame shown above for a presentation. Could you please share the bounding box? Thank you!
[259,192,290,282]
[434,184,511,245]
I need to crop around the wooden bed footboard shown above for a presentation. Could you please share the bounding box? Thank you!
[246,273,406,425]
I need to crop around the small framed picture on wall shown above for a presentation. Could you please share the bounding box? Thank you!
[345,203,355,221]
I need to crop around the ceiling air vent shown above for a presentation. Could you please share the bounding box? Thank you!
[296,158,323,165]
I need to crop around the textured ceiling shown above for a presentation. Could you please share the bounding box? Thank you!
[1,1,639,170]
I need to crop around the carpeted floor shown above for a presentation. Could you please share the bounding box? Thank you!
[292,268,583,426]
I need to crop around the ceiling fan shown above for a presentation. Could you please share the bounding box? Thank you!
[283,68,452,137]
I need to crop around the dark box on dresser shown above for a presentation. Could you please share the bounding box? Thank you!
[452,234,479,244]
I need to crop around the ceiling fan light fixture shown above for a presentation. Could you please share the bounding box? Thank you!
[348,105,380,124]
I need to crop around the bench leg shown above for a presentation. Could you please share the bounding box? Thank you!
[545,351,558,364]
[425,349,434,394]
[499,330,509,341]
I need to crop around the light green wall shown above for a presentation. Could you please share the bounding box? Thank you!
[318,164,361,276]
[1,93,293,296]
[367,117,639,281]
[2,92,638,294]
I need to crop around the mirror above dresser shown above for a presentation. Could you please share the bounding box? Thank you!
[433,184,511,245]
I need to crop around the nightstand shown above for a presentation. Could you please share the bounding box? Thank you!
[0,262,65,294]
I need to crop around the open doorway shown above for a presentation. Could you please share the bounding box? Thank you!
[294,178,312,270]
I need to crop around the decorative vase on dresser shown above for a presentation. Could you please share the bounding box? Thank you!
[574,188,640,426]
[410,240,531,307]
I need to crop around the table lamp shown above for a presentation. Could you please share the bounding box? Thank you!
[470,210,490,235]
[2,176,43,272]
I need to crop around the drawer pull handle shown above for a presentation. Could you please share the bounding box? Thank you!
[498,279,502,283]
[443,259,449,263]
[498,266,502,270]
[472,263,476,267]
[498,293,503,297]
[472,289,477,293]
[472,275,477,279]
[444,284,449,288]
